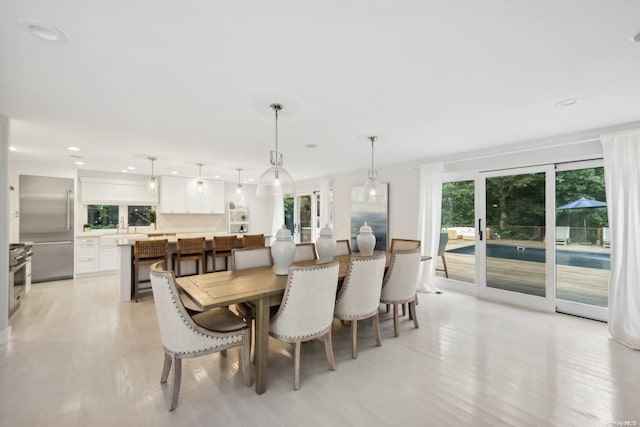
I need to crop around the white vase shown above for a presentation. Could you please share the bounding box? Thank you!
[356,222,376,256]
[316,223,336,262]
[271,225,295,275]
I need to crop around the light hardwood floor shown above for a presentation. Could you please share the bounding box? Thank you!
[1,274,639,426]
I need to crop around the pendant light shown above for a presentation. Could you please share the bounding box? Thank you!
[147,156,157,193]
[196,163,204,193]
[256,103,295,198]
[358,136,386,203]
[236,168,247,207]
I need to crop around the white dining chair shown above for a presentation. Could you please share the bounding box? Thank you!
[231,247,273,270]
[335,239,352,256]
[334,253,386,358]
[149,262,251,411]
[380,248,421,337]
[293,242,317,262]
[270,261,340,390]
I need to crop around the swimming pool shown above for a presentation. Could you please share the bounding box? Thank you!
[447,244,610,270]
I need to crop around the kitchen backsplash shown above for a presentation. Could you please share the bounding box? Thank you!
[157,212,227,232]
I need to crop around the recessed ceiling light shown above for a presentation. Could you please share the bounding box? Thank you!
[247,178,254,182]
[214,175,220,179]
[67,146,80,151]
[122,169,129,173]
[305,144,318,148]
[19,19,67,43]
[555,98,580,107]
[127,166,135,170]
[9,146,17,152]
[74,161,84,165]
[171,171,178,175]
[632,31,640,43]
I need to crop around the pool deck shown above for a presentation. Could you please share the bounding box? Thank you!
[437,238,609,307]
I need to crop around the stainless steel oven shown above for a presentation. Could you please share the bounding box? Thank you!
[9,243,28,317]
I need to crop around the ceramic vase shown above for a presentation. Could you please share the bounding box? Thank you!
[271,225,295,275]
[316,223,336,262]
[356,222,376,256]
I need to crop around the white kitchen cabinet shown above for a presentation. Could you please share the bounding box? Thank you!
[98,235,121,271]
[76,237,99,274]
[159,176,186,214]
[163,176,225,214]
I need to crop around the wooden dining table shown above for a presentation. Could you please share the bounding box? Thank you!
[175,252,430,394]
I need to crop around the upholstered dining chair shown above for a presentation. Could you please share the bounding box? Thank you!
[335,239,352,256]
[293,242,317,262]
[270,261,340,390]
[390,238,421,252]
[149,262,251,411]
[334,253,386,358]
[133,239,169,302]
[171,237,206,277]
[388,238,422,315]
[231,247,274,351]
[380,248,421,337]
[206,235,238,272]
[242,234,265,249]
[231,247,273,271]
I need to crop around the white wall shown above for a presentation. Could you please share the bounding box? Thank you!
[331,163,420,245]
[1,116,10,344]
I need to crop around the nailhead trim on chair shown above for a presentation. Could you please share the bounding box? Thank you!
[334,255,385,318]
[152,267,244,357]
[269,262,336,341]
[379,249,419,304]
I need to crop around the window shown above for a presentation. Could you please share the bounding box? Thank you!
[86,204,155,229]
[128,205,153,226]
[87,205,119,229]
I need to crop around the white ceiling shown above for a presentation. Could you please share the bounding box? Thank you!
[2,1,640,183]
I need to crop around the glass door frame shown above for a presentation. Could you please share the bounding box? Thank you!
[477,164,557,313]
[292,192,318,244]
[554,159,608,322]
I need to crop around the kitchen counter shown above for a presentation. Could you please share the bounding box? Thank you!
[117,233,271,302]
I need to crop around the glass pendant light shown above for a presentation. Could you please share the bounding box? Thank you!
[256,103,295,198]
[236,168,247,207]
[147,156,158,193]
[358,136,386,203]
[196,163,204,193]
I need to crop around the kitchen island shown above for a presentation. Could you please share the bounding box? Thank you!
[116,234,269,302]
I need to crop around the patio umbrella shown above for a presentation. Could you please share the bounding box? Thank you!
[557,197,607,244]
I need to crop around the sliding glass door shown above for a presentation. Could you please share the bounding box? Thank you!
[555,161,609,321]
[478,166,556,312]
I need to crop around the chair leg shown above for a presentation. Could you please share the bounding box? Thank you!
[441,254,449,278]
[294,341,301,390]
[241,329,252,387]
[409,301,419,329]
[402,303,406,317]
[373,313,382,347]
[351,319,358,359]
[169,355,182,411]
[161,350,172,383]
[386,303,390,313]
[324,331,336,371]
[414,292,419,306]
[393,304,400,337]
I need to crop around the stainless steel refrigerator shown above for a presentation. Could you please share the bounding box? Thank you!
[19,175,74,283]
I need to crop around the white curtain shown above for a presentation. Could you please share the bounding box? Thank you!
[417,162,444,292]
[601,129,640,350]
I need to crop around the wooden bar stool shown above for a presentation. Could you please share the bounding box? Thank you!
[242,234,265,249]
[206,235,238,272]
[171,237,206,277]
[133,239,169,302]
